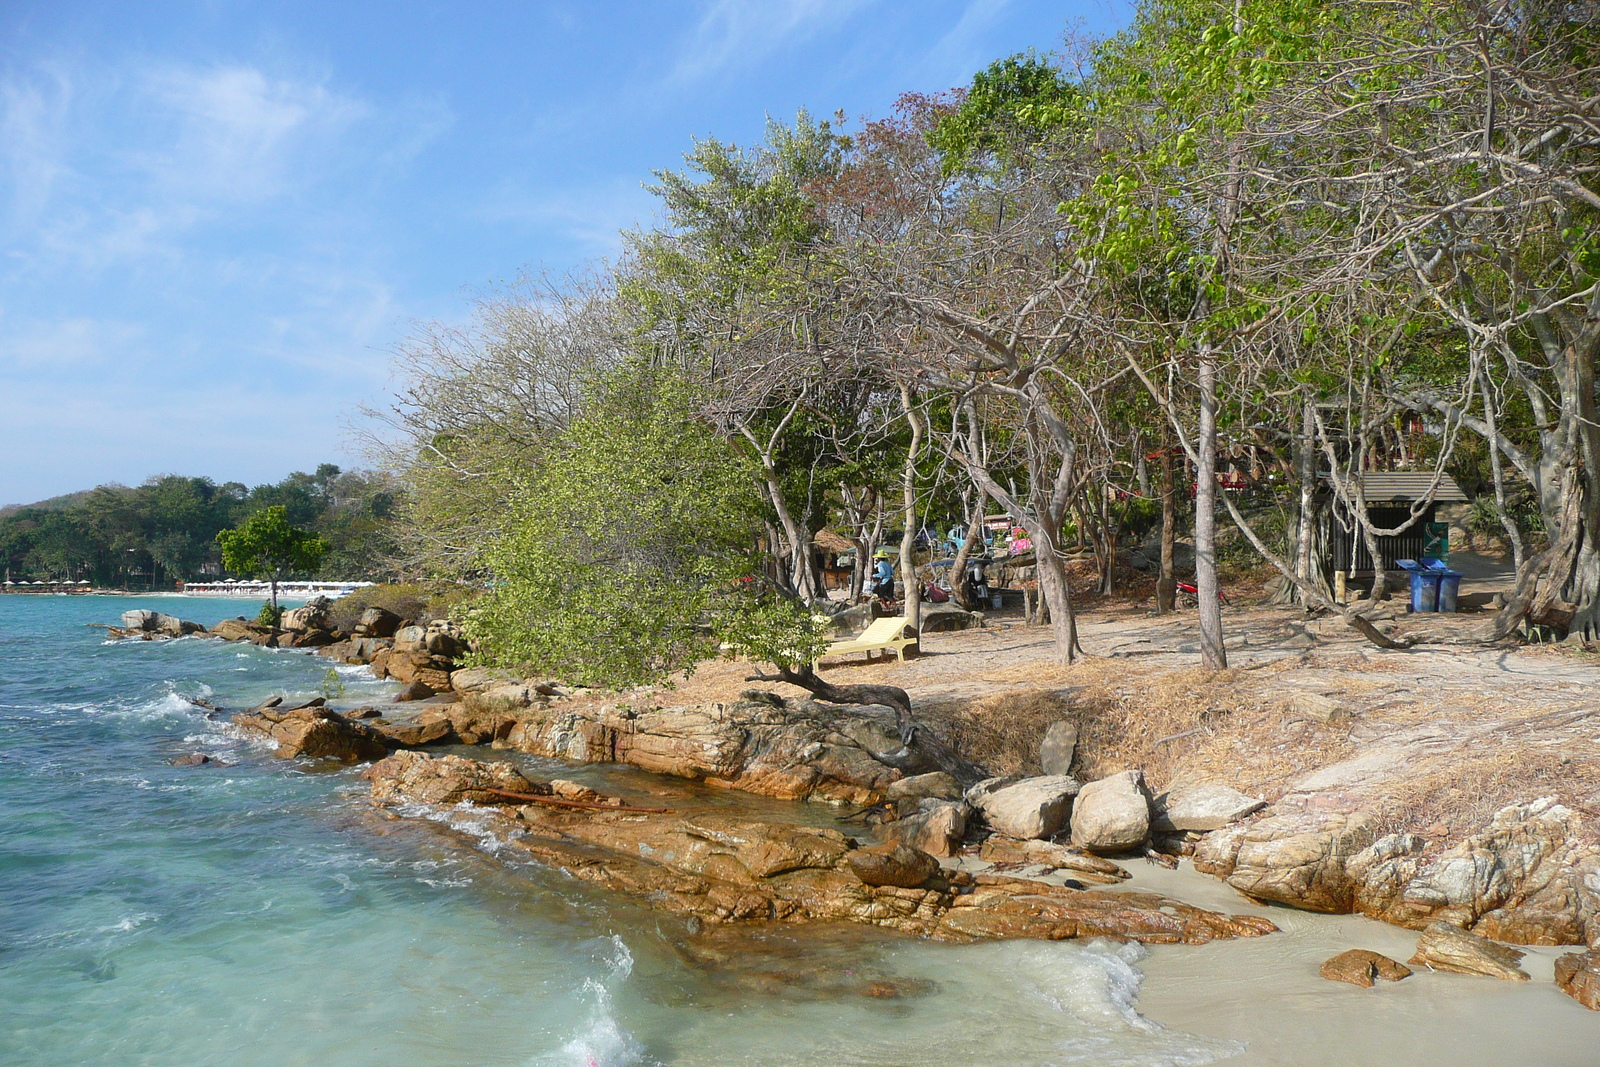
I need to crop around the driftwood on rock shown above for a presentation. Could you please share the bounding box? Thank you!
[745,663,985,785]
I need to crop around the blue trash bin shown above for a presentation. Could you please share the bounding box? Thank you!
[1436,569,1463,613]
[1397,559,1440,612]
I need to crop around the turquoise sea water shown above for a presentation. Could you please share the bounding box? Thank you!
[0,595,1241,1067]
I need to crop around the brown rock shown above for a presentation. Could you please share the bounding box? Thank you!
[232,700,389,762]
[1409,921,1530,980]
[365,750,539,805]
[886,771,963,802]
[846,844,940,888]
[1070,770,1151,854]
[210,617,253,642]
[366,752,1280,945]
[1555,950,1600,1010]
[418,703,519,746]
[353,606,402,638]
[395,681,436,702]
[169,752,212,766]
[503,696,904,805]
[372,719,453,747]
[1352,798,1588,945]
[1199,810,1376,913]
[978,837,1130,884]
[413,666,453,692]
[1320,949,1412,987]
[368,647,392,677]
[879,800,968,857]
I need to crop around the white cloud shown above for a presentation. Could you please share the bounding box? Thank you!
[133,63,370,205]
[0,61,75,221]
[0,314,143,369]
[669,0,878,84]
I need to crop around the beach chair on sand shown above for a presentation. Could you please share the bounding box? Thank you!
[814,616,918,668]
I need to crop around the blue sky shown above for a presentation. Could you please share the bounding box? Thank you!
[0,0,1133,506]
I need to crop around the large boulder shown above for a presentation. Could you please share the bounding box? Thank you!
[449,666,521,695]
[1196,810,1377,913]
[1555,950,1600,1010]
[1069,770,1151,854]
[1408,921,1530,980]
[1350,798,1591,943]
[880,800,969,858]
[365,750,537,805]
[391,625,427,652]
[231,700,389,762]
[280,596,331,633]
[353,606,402,638]
[504,696,904,805]
[918,605,980,633]
[371,719,453,747]
[210,617,253,641]
[386,650,453,692]
[120,609,203,636]
[845,843,940,888]
[1038,721,1078,777]
[425,629,464,659]
[1151,782,1266,833]
[972,776,1081,840]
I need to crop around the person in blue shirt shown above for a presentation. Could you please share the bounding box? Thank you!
[871,550,895,601]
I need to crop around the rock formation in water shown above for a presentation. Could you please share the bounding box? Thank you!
[362,750,1279,946]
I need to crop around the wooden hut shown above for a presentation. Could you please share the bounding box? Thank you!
[1321,472,1468,580]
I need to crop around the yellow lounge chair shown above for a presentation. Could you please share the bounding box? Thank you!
[815,616,918,667]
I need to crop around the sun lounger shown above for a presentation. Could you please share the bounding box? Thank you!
[814,616,918,667]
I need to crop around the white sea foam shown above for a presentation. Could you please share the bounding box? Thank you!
[539,937,644,1067]
[954,940,1245,1066]
[392,798,525,858]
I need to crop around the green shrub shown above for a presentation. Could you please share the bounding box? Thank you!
[255,602,283,627]
[327,582,478,632]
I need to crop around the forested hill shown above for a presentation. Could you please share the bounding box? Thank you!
[0,465,399,589]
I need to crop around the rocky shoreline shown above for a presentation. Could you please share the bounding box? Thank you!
[118,604,1600,1009]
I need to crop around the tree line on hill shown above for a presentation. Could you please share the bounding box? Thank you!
[0,465,400,589]
[374,0,1597,685]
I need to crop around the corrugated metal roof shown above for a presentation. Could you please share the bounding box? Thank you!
[1328,472,1468,503]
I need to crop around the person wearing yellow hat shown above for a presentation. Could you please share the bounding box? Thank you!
[871,550,895,601]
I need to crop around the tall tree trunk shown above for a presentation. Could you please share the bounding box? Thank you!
[1034,526,1078,663]
[1157,445,1176,613]
[1475,355,1525,574]
[1294,397,1316,606]
[950,489,987,611]
[1196,355,1227,669]
[898,384,924,628]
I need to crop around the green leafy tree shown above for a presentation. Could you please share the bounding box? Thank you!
[459,368,769,687]
[215,506,329,613]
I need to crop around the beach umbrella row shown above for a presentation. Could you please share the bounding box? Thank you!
[3,580,93,585]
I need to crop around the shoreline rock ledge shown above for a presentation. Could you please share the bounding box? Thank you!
[364,750,1280,945]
